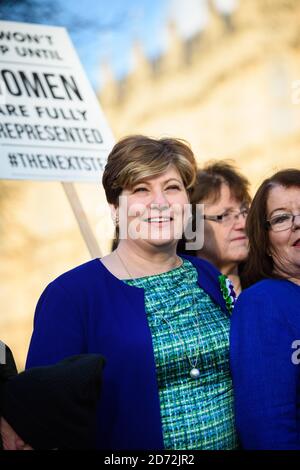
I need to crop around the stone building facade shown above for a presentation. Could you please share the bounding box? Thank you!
[99,0,300,190]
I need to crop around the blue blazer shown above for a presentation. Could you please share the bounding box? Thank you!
[26,255,228,450]
[230,279,300,449]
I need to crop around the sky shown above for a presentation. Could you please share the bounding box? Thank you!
[0,0,238,91]
[62,0,171,89]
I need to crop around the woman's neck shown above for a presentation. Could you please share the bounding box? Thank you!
[272,262,300,287]
[116,240,181,278]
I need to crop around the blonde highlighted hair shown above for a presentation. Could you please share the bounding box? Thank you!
[102,135,197,205]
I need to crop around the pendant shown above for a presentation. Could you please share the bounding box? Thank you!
[190,368,200,379]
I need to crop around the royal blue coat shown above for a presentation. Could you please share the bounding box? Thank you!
[230,279,300,449]
[26,255,228,450]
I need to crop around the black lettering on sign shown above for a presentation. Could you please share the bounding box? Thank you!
[0,122,102,144]
[0,45,9,54]
[0,31,53,45]
[1,69,22,96]
[7,152,105,172]
[15,47,63,61]
[19,71,47,97]
[0,104,29,117]
[0,69,83,101]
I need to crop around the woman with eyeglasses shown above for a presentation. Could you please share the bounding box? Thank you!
[178,161,251,296]
[230,169,300,449]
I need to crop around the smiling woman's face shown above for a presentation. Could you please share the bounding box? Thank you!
[115,165,190,249]
[267,185,300,280]
[198,183,249,271]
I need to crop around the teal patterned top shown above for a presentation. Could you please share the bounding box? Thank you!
[124,258,238,450]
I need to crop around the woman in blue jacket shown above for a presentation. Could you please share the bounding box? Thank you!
[230,169,300,449]
[20,135,237,450]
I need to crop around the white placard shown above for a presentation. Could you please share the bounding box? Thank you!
[0,20,115,182]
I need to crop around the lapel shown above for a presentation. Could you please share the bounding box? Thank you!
[181,255,229,316]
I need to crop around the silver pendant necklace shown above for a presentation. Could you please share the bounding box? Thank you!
[115,249,202,380]
[158,313,201,380]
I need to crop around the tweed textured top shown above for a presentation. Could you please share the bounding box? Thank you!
[125,258,238,450]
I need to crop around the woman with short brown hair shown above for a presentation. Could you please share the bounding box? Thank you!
[24,135,238,450]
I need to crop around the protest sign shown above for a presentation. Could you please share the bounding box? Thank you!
[0,20,114,182]
[0,21,116,256]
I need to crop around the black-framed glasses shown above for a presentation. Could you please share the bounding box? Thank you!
[266,213,300,232]
[203,208,249,226]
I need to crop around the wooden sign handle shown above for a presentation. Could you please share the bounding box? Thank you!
[62,182,102,259]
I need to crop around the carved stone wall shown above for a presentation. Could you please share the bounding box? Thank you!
[99,0,300,190]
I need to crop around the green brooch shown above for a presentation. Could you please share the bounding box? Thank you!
[218,274,237,314]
